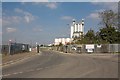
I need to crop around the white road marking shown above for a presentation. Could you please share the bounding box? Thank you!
[2,51,118,78]
[3,62,69,77]
[3,74,11,77]
[2,54,39,67]
[36,68,43,71]
[79,68,99,77]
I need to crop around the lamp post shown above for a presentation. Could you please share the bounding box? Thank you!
[36,42,39,53]
[8,40,12,55]
[67,24,71,38]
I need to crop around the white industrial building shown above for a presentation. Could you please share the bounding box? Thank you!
[71,19,84,38]
[54,38,72,45]
[54,19,84,45]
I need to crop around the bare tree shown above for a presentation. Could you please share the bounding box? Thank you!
[99,10,118,28]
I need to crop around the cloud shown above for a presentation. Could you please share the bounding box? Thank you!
[95,9,105,12]
[87,2,118,20]
[91,0,119,2]
[24,13,35,23]
[21,0,48,2]
[32,2,58,9]
[61,16,73,21]
[3,0,48,2]
[87,9,102,20]
[3,16,22,26]
[6,27,17,33]
[45,2,57,9]
[3,8,36,26]
[87,12,99,19]
[15,8,36,23]
[3,0,119,2]
[91,2,118,12]
[14,8,23,13]
[33,28,43,32]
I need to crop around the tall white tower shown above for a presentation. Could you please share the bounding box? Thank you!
[82,19,84,34]
[71,26,73,38]
[71,19,75,38]
[70,19,84,39]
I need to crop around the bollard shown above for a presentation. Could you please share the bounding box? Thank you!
[65,45,68,53]
[37,45,39,53]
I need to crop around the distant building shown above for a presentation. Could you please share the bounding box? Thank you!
[54,38,72,45]
[54,19,84,45]
[71,19,84,39]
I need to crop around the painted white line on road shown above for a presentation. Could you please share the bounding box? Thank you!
[3,62,69,77]
[37,53,42,55]
[2,54,39,68]
[18,72,23,74]
[79,68,99,77]
[3,71,24,77]
[2,57,30,67]
[36,68,43,71]
[13,72,18,75]
[25,69,35,72]
[3,74,11,77]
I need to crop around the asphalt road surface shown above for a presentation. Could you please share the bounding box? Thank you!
[2,50,118,78]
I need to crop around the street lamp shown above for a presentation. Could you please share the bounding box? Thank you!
[8,40,12,55]
[36,42,39,53]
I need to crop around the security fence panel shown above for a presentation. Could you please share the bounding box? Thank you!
[1,43,30,55]
[94,44,102,53]
[82,44,86,53]
[1,45,9,55]
[109,44,114,53]
[118,44,120,52]
[51,44,120,54]
[101,44,109,53]
[109,44,119,53]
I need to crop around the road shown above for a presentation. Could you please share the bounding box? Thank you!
[2,50,118,78]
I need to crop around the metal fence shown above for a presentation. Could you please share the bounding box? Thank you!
[51,44,120,53]
[1,43,30,55]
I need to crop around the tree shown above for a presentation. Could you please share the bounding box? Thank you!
[73,32,84,44]
[115,30,120,44]
[72,10,119,44]
[99,27,117,43]
[73,29,96,44]
[99,10,118,28]
[84,29,96,44]
[58,42,63,46]
[98,10,119,44]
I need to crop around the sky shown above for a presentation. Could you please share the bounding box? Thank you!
[2,0,120,2]
[1,2,118,45]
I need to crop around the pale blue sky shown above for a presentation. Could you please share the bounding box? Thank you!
[2,0,119,2]
[2,2,118,45]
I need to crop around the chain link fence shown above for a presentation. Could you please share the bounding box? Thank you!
[51,44,120,53]
[1,43,30,55]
